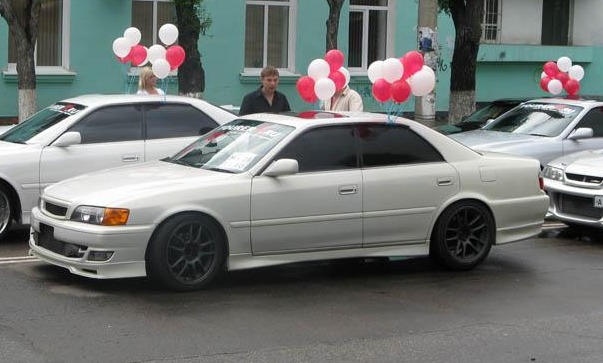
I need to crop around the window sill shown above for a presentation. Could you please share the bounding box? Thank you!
[2,67,77,84]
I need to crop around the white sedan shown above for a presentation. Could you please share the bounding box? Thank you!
[0,94,236,239]
[30,112,549,291]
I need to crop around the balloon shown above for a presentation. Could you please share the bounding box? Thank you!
[568,65,584,81]
[564,78,580,96]
[130,45,147,66]
[382,57,404,83]
[540,71,547,79]
[116,54,131,64]
[137,46,149,66]
[158,23,179,45]
[540,76,551,92]
[556,56,572,72]
[301,93,318,103]
[314,78,336,101]
[325,49,345,72]
[372,79,391,102]
[390,80,411,103]
[329,71,346,91]
[307,59,330,81]
[543,61,559,77]
[166,45,186,70]
[555,72,569,86]
[123,27,141,46]
[112,37,131,58]
[339,67,350,87]
[402,51,424,78]
[296,76,315,100]
[547,79,563,95]
[408,66,436,97]
[147,44,166,64]
[152,58,171,79]
[367,60,384,83]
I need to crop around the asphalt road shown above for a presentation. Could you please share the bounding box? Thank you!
[1,224,603,363]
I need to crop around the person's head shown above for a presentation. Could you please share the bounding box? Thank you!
[139,67,157,90]
[260,65,280,94]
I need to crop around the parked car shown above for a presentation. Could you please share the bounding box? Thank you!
[433,98,530,135]
[0,94,237,240]
[30,111,549,291]
[448,96,603,167]
[541,149,603,229]
[0,124,15,135]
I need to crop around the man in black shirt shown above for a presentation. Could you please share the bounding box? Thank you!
[239,65,291,116]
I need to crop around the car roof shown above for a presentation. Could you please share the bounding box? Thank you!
[522,95,603,106]
[59,94,214,107]
[238,111,402,128]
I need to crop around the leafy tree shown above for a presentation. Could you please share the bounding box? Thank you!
[0,0,40,121]
[325,0,344,51]
[173,0,212,98]
[437,0,484,122]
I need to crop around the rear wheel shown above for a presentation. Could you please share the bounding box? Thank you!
[146,213,226,291]
[430,201,495,270]
[0,187,12,240]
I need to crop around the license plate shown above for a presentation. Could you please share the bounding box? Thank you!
[595,196,603,208]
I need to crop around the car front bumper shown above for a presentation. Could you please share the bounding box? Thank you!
[545,183,603,229]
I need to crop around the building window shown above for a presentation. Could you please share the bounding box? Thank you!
[541,0,571,45]
[132,0,177,47]
[8,0,68,68]
[245,0,295,71]
[482,0,501,43]
[348,0,389,70]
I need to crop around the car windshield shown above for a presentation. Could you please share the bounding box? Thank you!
[462,103,513,123]
[482,102,582,137]
[166,119,294,173]
[0,102,86,144]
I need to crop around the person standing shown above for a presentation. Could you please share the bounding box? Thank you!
[321,85,363,112]
[239,65,291,116]
[137,67,165,95]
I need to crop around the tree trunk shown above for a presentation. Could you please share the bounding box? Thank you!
[447,0,484,123]
[174,0,205,98]
[325,0,344,51]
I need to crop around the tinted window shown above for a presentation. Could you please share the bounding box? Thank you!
[359,124,443,167]
[575,107,603,137]
[145,104,219,139]
[276,125,357,172]
[69,105,143,144]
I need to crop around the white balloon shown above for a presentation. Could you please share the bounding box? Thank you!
[367,60,384,83]
[382,58,404,83]
[123,27,141,46]
[314,78,336,101]
[307,59,330,81]
[421,65,435,79]
[541,71,547,79]
[568,65,585,81]
[408,68,436,97]
[547,79,563,95]
[112,37,131,58]
[339,67,350,87]
[152,58,171,79]
[147,44,166,64]
[556,56,572,73]
[158,23,179,46]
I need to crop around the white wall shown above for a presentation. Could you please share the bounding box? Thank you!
[500,0,542,44]
[572,0,603,46]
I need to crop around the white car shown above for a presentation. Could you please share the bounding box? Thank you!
[542,149,603,229]
[30,112,549,291]
[0,94,236,239]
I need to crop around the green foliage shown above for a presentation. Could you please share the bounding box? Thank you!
[437,0,452,14]
[173,0,212,36]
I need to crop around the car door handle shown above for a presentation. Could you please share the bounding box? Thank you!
[122,154,141,162]
[339,185,358,195]
[437,177,453,186]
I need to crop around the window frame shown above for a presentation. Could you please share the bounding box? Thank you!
[481,0,502,44]
[131,0,176,46]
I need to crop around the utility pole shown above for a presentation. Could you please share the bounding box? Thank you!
[415,0,438,125]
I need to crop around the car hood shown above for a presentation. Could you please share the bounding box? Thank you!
[44,160,237,206]
[448,130,544,151]
[549,149,603,177]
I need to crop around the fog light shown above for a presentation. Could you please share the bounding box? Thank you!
[87,251,114,262]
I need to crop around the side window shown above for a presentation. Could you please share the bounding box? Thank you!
[276,125,357,172]
[360,125,444,167]
[576,108,603,137]
[69,105,143,144]
[145,104,219,139]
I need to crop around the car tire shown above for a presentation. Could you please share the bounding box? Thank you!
[0,186,13,240]
[429,200,494,270]
[146,213,226,291]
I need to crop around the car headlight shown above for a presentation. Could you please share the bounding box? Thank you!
[541,165,564,181]
[70,206,129,226]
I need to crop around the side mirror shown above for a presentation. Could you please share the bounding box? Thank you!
[567,127,593,140]
[53,131,82,147]
[263,158,299,177]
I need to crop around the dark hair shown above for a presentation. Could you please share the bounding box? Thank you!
[261,65,279,78]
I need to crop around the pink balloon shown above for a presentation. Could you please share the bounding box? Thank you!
[564,78,580,96]
[402,51,424,78]
[555,71,569,86]
[372,79,391,103]
[390,80,411,103]
[296,76,317,103]
[325,49,345,72]
[329,71,346,91]
[166,45,186,70]
[540,77,551,92]
[130,45,147,66]
[543,61,559,77]
[116,53,131,64]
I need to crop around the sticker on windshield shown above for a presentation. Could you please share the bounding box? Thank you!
[523,103,578,116]
[220,152,257,171]
[48,103,82,116]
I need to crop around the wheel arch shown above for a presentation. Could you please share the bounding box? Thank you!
[429,197,496,245]
[0,178,22,224]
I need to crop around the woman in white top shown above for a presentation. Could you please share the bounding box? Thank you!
[137,67,165,95]
[321,85,363,112]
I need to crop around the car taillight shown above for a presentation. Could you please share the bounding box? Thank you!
[538,176,544,190]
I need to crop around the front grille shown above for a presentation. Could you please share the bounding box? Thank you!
[557,193,603,219]
[44,202,68,217]
[565,173,603,185]
[34,223,87,258]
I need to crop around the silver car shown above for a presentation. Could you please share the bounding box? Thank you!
[449,97,603,167]
[542,149,603,228]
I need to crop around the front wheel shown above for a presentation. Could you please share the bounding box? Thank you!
[430,201,495,270]
[146,213,226,291]
[0,187,13,240]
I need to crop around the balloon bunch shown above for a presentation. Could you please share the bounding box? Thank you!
[540,56,584,96]
[368,51,435,104]
[112,27,148,66]
[295,49,351,103]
